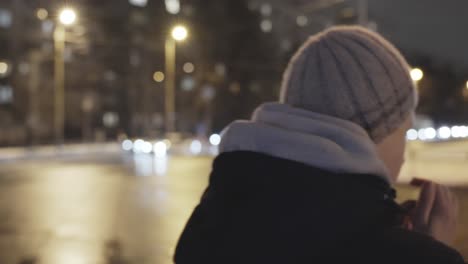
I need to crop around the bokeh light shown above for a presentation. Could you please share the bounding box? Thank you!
[260,19,273,32]
[154,141,168,158]
[410,68,423,82]
[438,126,451,139]
[406,129,418,141]
[153,71,165,83]
[183,62,195,73]
[36,8,48,20]
[190,140,202,155]
[59,8,77,26]
[171,25,188,41]
[0,61,8,75]
[209,134,221,146]
[296,15,308,27]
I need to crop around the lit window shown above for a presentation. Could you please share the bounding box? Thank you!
[129,0,148,7]
[181,77,195,91]
[260,3,272,16]
[183,62,195,73]
[165,0,180,14]
[0,9,12,28]
[296,15,308,27]
[42,20,54,34]
[0,85,13,104]
[260,19,273,33]
[103,112,119,128]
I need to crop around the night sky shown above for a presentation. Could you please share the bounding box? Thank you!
[370,0,468,72]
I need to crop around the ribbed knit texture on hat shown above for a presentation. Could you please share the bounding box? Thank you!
[280,26,418,143]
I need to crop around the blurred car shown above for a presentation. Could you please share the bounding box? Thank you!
[120,133,220,157]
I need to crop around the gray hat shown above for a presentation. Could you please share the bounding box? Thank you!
[280,26,418,143]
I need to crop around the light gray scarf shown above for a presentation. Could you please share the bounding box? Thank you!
[219,103,390,183]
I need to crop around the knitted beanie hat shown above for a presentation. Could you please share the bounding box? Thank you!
[280,26,418,143]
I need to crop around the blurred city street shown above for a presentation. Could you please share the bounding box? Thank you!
[1,0,468,262]
[0,151,210,264]
[0,141,466,263]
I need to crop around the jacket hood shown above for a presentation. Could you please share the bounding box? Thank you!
[220,102,390,183]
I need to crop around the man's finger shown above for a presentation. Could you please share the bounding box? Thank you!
[411,178,430,187]
[413,182,436,226]
[451,192,459,215]
[434,185,450,210]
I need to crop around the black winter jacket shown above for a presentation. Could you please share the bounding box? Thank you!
[174,151,465,263]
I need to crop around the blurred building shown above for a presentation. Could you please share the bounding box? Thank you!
[10,0,467,147]
[0,1,47,145]
[0,0,377,146]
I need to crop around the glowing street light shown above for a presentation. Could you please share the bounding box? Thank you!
[58,8,77,26]
[153,71,165,83]
[183,62,195,73]
[165,25,189,133]
[36,8,48,20]
[0,61,8,75]
[296,15,308,27]
[171,25,188,41]
[410,68,423,82]
[466,81,468,90]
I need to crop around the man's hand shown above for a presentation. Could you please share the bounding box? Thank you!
[406,179,459,246]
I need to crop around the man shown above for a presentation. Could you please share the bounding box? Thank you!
[174,26,464,263]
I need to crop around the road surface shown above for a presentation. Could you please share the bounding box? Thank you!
[0,153,210,264]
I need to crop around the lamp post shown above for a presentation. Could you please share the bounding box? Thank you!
[165,25,188,133]
[54,8,76,145]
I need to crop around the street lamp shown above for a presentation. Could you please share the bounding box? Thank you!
[36,8,48,20]
[59,8,77,25]
[171,26,188,41]
[54,8,77,145]
[0,61,8,76]
[410,68,424,82]
[153,71,165,83]
[165,25,188,133]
